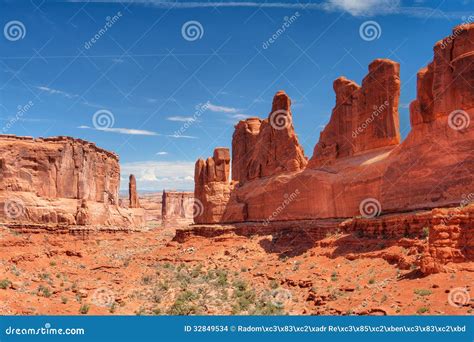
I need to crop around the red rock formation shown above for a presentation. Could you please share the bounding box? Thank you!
[128,174,140,208]
[194,25,474,272]
[380,23,474,212]
[0,135,145,227]
[420,204,474,274]
[309,59,400,167]
[232,91,307,184]
[194,148,232,224]
[410,23,474,127]
[161,190,194,226]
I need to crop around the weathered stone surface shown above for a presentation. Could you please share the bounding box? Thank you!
[232,91,307,184]
[194,148,232,224]
[0,135,145,227]
[309,59,401,167]
[161,190,194,226]
[410,23,474,128]
[128,174,140,208]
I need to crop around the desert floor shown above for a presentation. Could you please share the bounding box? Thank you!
[0,225,472,315]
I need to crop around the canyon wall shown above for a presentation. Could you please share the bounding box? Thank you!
[0,135,145,227]
[194,24,474,271]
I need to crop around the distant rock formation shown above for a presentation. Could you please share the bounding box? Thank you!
[0,135,145,227]
[193,24,474,273]
[232,91,307,184]
[161,190,194,226]
[129,174,140,208]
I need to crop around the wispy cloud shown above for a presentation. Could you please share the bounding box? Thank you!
[37,86,78,99]
[120,160,195,191]
[207,102,239,113]
[66,0,469,18]
[156,151,168,155]
[168,133,198,139]
[78,125,197,138]
[78,125,159,136]
[230,113,252,120]
[167,116,197,122]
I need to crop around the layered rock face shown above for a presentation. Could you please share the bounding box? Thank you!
[0,135,144,227]
[161,190,194,226]
[410,23,474,128]
[309,59,400,167]
[194,148,232,224]
[194,25,474,272]
[232,91,307,184]
[128,174,140,208]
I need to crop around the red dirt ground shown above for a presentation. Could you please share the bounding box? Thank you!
[0,226,472,315]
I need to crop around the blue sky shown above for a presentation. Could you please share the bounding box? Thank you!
[0,0,472,191]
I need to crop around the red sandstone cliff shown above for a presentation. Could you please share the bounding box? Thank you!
[193,24,474,272]
[309,59,400,167]
[0,135,145,227]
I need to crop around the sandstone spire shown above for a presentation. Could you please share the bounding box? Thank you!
[231,90,307,184]
[129,174,140,208]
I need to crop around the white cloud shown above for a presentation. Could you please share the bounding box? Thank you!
[207,103,239,113]
[167,116,197,122]
[324,0,400,16]
[230,113,251,120]
[37,86,78,99]
[168,133,198,139]
[156,151,168,155]
[66,0,469,18]
[78,125,159,136]
[120,160,195,191]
